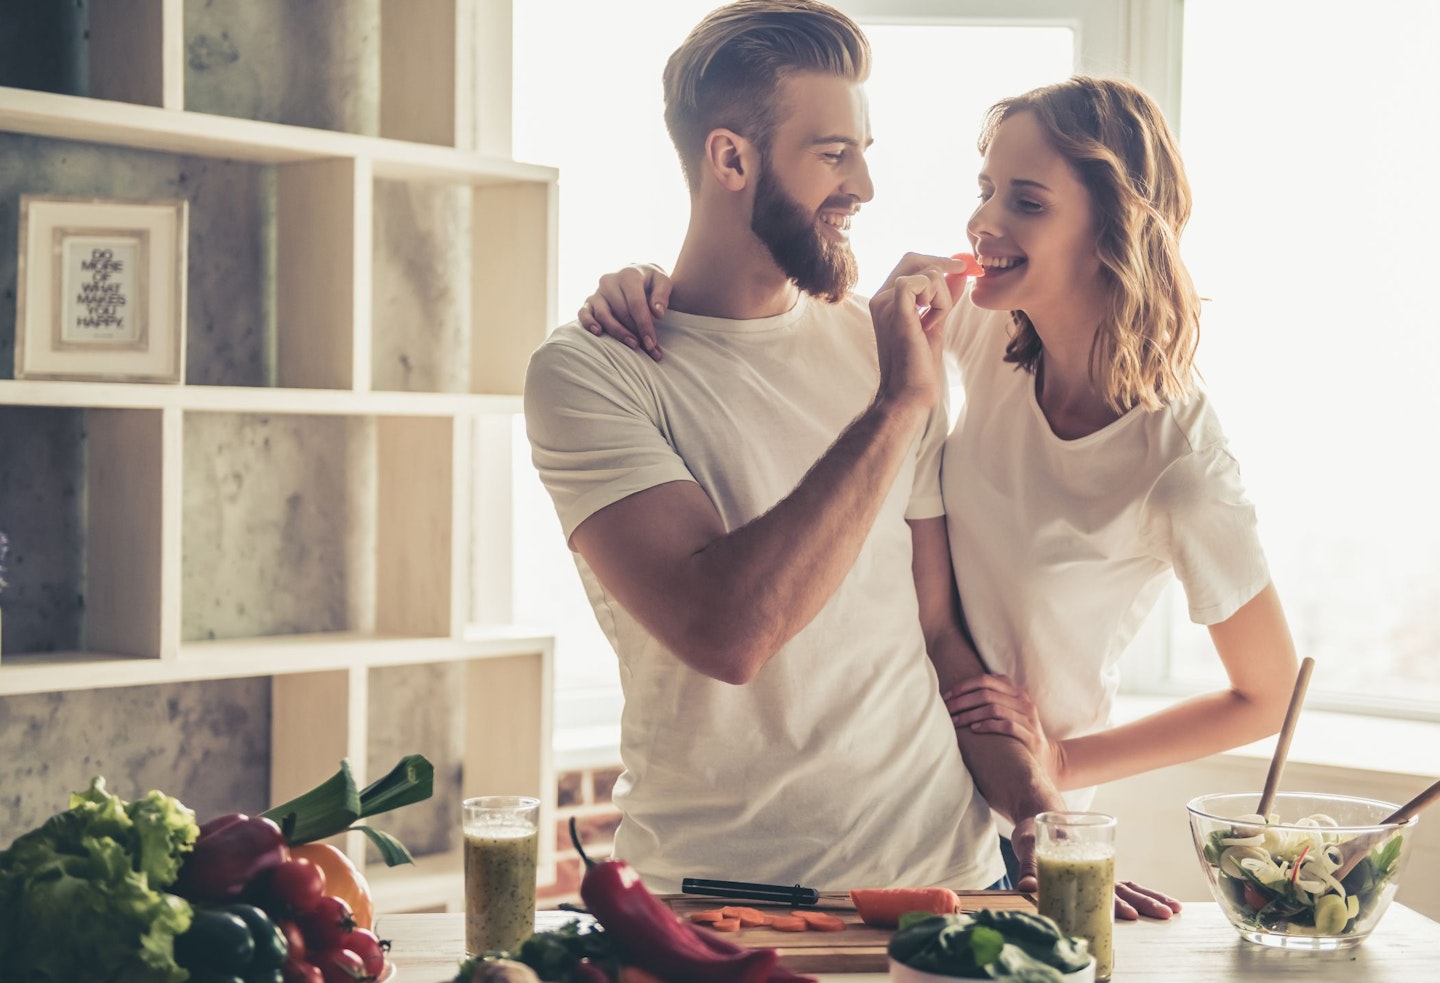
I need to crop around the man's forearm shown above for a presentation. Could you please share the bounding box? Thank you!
[687,394,930,680]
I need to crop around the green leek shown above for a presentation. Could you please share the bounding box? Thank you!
[261,754,435,865]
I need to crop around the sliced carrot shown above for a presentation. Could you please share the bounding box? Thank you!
[710,918,742,932]
[724,906,771,927]
[794,910,847,932]
[769,916,809,932]
[688,909,727,924]
[849,887,959,928]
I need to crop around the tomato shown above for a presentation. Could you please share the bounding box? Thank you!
[264,857,328,916]
[288,843,376,930]
[299,895,357,951]
[275,918,308,964]
[1242,883,1271,912]
[337,927,387,977]
[281,958,324,983]
[315,947,368,983]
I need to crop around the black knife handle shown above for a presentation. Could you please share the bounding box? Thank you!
[681,877,820,907]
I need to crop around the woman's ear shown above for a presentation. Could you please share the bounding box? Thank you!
[703,128,755,192]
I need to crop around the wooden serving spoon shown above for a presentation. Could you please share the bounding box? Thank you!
[1256,657,1315,818]
[1332,776,1440,881]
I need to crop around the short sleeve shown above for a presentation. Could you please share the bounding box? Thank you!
[523,331,697,543]
[906,393,947,521]
[1148,445,1272,625]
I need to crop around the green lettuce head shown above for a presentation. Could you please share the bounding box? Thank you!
[0,776,200,982]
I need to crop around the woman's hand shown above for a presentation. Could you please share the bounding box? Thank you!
[577,263,672,361]
[943,675,1062,780]
[1115,880,1183,920]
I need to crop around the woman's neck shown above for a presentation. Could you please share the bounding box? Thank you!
[1030,315,1120,440]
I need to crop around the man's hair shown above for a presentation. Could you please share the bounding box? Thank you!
[663,0,870,192]
[982,76,1202,413]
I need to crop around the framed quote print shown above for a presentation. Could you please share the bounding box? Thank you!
[15,195,188,384]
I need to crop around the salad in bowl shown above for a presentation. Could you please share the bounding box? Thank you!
[1187,791,1415,950]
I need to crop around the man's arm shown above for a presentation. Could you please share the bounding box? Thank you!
[909,515,1063,889]
[569,273,952,686]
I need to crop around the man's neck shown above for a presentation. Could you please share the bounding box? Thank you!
[667,225,801,320]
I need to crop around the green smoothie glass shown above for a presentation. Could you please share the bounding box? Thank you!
[463,795,541,955]
[1036,811,1116,981]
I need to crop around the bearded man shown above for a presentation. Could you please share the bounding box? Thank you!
[523,0,1061,894]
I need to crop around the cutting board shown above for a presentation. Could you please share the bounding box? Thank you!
[660,890,1038,973]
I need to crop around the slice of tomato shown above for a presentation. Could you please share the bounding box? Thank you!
[950,252,985,276]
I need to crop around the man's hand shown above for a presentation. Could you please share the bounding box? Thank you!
[1115,880,1183,920]
[1008,815,1040,893]
[867,271,950,415]
[866,252,975,413]
[578,263,672,360]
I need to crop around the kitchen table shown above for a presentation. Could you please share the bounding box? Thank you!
[379,901,1440,981]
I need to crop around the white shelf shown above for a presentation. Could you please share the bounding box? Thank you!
[0,627,553,696]
[0,379,523,416]
[0,86,556,186]
[0,0,556,915]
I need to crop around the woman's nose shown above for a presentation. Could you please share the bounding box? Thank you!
[967,197,996,242]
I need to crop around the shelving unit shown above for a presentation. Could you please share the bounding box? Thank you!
[0,0,556,913]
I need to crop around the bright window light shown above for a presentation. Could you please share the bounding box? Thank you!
[1166,0,1440,715]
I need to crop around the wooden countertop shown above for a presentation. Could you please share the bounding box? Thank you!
[379,901,1440,981]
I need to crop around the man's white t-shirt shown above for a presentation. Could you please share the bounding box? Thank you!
[525,292,1003,893]
[941,296,1271,811]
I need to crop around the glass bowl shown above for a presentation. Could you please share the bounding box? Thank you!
[1187,791,1417,950]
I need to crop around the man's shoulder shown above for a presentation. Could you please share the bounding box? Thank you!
[528,321,636,379]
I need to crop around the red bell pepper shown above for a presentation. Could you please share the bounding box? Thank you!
[174,813,289,902]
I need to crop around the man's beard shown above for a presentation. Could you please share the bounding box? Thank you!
[750,167,858,304]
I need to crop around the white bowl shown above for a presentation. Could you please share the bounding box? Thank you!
[888,954,1096,982]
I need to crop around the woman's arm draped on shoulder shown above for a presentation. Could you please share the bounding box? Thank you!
[577,263,673,361]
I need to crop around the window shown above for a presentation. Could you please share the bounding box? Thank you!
[511,2,1119,739]
[1141,0,1440,720]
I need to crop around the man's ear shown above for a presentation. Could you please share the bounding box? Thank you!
[703,128,756,192]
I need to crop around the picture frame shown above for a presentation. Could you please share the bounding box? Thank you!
[15,195,188,384]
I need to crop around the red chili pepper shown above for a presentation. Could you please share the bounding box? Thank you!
[570,820,781,983]
[174,812,290,902]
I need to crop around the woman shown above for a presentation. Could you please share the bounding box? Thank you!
[579,76,1299,914]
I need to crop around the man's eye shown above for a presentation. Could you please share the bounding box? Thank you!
[823,151,846,163]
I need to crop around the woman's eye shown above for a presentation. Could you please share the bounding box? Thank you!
[1014,199,1043,213]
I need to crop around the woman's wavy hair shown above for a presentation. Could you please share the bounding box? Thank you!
[662,0,870,192]
[981,76,1201,413]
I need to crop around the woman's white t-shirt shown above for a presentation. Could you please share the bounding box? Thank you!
[941,296,1271,811]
